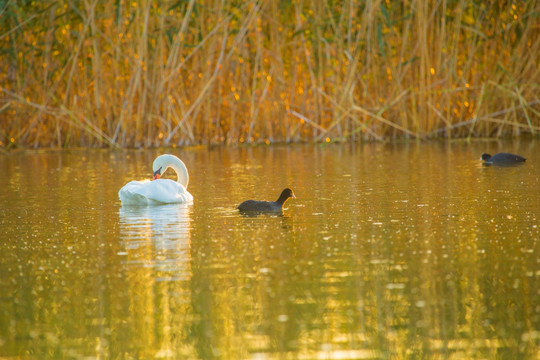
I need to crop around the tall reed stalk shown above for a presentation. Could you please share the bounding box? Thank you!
[0,0,539,148]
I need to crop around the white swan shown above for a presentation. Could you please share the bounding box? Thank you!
[119,154,194,205]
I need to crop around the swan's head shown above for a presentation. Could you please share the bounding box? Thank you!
[151,154,190,188]
[152,155,172,180]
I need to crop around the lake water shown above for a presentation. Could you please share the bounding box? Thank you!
[1,142,539,359]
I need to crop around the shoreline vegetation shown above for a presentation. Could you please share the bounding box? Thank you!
[0,1,539,149]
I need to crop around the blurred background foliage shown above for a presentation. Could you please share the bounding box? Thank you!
[0,0,538,148]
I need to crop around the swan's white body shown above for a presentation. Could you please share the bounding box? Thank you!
[119,154,193,205]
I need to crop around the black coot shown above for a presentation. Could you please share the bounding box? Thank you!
[481,152,526,165]
[238,188,295,212]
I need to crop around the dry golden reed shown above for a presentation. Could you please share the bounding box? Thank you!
[0,0,539,148]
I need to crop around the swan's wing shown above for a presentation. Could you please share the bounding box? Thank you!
[138,179,194,204]
[119,179,193,204]
[119,191,150,205]
[118,180,152,205]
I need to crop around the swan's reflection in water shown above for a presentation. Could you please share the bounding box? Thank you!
[119,204,192,281]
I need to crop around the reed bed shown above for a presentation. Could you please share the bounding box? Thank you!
[0,0,539,148]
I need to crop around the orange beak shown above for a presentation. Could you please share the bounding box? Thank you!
[153,167,162,180]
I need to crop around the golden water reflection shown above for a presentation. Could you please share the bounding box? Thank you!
[119,204,192,281]
[0,144,538,359]
[118,204,194,358]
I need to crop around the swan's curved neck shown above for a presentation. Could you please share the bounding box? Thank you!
[163,155,189,188]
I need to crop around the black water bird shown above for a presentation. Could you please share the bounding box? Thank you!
[238,188,295,212]
[481,152,526,165]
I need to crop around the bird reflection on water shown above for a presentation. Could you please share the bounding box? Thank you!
[119,203,192,281]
